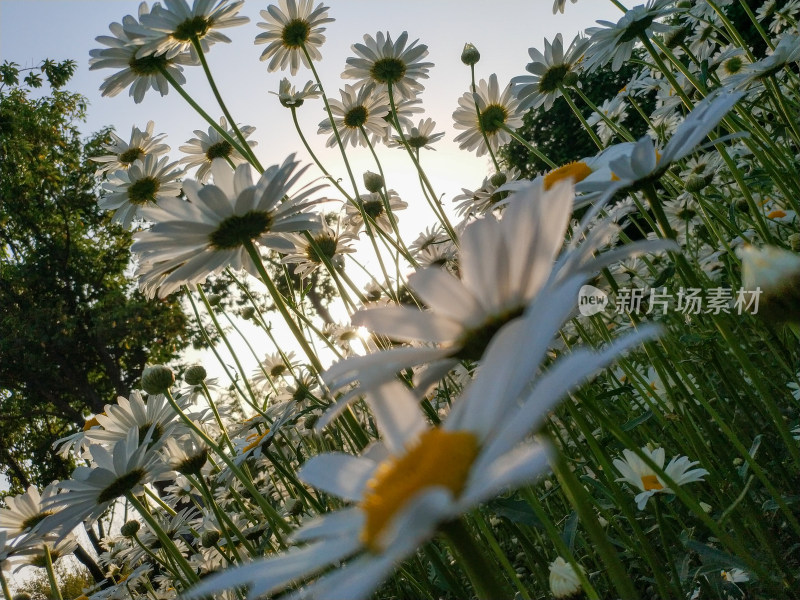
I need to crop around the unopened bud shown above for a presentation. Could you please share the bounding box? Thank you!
[363,171,384,193]
[788,233,800,252]
[141,365,174,395]
[241,306,256,319]
[201,530,221,548]
[563,71,579,87]
[184,365,207,386]
[207,293,222,306]
[461,43,481,66]
[121,520,141,537]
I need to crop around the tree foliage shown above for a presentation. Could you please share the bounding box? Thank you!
[0,61,190,495]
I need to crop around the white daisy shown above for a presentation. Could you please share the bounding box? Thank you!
[317,84,390,148]
[344,189,408,235]
[0,483,61,541]
[739,244,800,322]
[254,0,334,75]
[512,33,591,112]
[324,180,671,414]
[388,117,445,150]
[89,5,193,104]
[613,446,708,509]
[342,31,434,100]
[185,298,658,600]
[137,0,249,60]
[452,73,523,157]
[553,0,578,14]
[44,428,169,533]
[99,154,184,228]
[549,556,585,598]
[92,121,170,175]
[131,156,324,298]
[275,221,357,278]
[576,89,744,197]
[583,0,677,72]
[179,116,257,182]
[271,77,321,107]
[726,32,800,90]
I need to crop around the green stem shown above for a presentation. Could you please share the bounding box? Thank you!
[0,570,11,600]
[191,37,262,170]
[126,493,199,583]
[43,545,63,600]
[499,123,557,169]
[559,84,604,149]
[439,519,513,600]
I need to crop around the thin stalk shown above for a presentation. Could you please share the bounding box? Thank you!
[43,545,63,600]
[498,123,557,169]
[126,493,199,583]
[559,84,604,149]
[439,519,514,600]
[191,37,262,170]
[0,571,10,600]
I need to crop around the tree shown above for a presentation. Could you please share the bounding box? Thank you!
[0,61,191,495]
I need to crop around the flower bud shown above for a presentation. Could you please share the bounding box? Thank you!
[740,244,800,323]
[788,233,800,252]
[120,520,141,537]
[184,365,207,386]
[461,43,480,66]
[141,365,175,395]
[363,171,384,193]
[201,530,221,548]
[285,498,304,516]
[489,172,507,188]
[207,293,222,306]
[241,306,256,319]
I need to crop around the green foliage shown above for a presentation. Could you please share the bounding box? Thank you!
[0,62,190,495]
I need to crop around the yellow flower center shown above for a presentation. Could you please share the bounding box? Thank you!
[641,474,663,491]
[83,413,104,430]
[767,209,786,219]
[544,161,592,190]
[243,429,270,452]
[359,428,479,552]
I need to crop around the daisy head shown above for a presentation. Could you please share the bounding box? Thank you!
[92,120,170,176]
[271,77,321,107]
[255,0,334,75]
[388,117,445,151]
[137,0,250,60]
[179,116,257,182]
[90,5,194,104]
[342,31,434,100]
[344,189,408,235]
[613,446,708,509]
[318,84,390,148]
[132,156,325,298]
[453,73,523,157]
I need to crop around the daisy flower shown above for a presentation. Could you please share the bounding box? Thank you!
[179,116,257,182]
[586,96,628,145]
[576,89,744,197]
[549,557,585,598]
[512,33,591,112]
[388,117,445,150]
[453,168,521,217]
[344,189,408,235]
[137,0,249,60]
[453,73,523,157]
[89,6,193,104]
[324,180,671,415]
[275,221,357,277]
[553,0,578,14]
[0,483,61,540]
[342,31,434,100]
[185,297,658,600]
[739,244,800,323]
[44,428,169,533]
[317,84,390,148]
[271,77,321,107]
[92,121,170,175]
[726,32,800,90]
[99,154,184,228]
[254,0,334,75]
[613,446,708,509]
[131,156,324,298]
[583,0,677,72]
